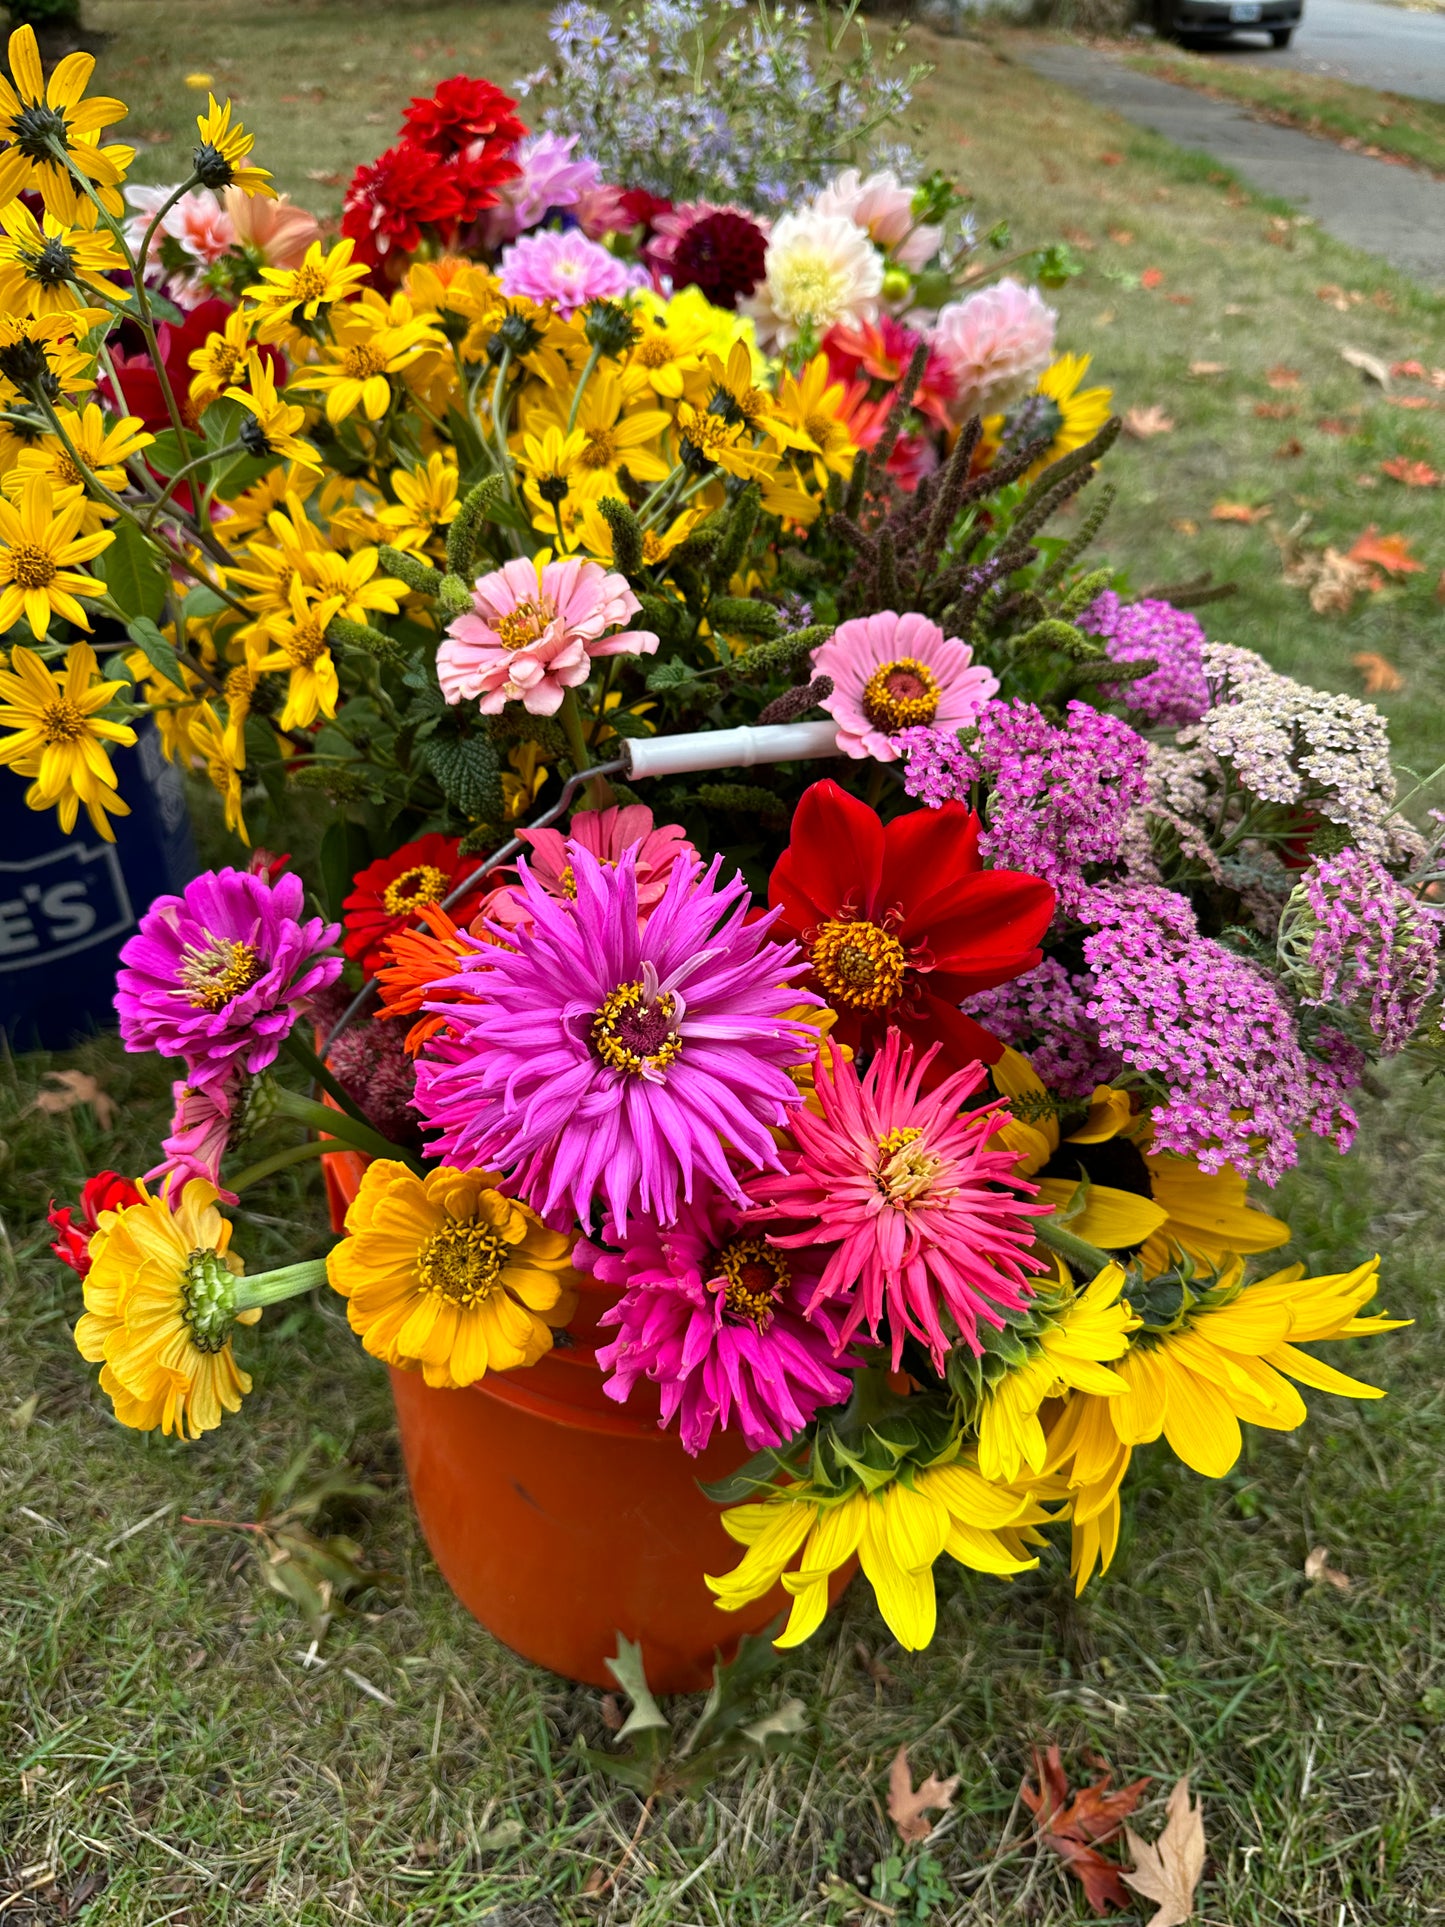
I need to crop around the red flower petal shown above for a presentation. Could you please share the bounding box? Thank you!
[768,779,885,930]
[922,870,1056,991]
[878,801,982,931]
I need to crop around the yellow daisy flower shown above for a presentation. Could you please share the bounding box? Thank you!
[245,237,369,344]
[516,422,609,539]
[193,94,274,200]
[625,290,718,399]
[212,462,317,545]
[0,471,112,636]
[771,352,863,488]
[327,1160,579,1388]
[0,26,128,220]
[526,366,673,492]
[188,305,255,415]
[984,353,1113,479]
[253,579,345,730]
[6,403,153,528]
[708,1455,1053,1652]
[75,1178,259,1440]
[674,400,775,483]
[0,200,129,316]
[288,294,445,425]
[186,699,249,844]
[376,451,460,556]
[0,637,134,838]
[224,351,320,471]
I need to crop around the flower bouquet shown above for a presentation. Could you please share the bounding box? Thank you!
[13,5,1435,1687]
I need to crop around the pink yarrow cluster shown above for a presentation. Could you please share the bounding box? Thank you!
[1081,592,1210,728]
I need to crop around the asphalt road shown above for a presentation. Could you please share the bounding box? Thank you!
[1205,0,1445,105]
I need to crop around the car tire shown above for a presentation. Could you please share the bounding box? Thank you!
[1270,26,1294,45]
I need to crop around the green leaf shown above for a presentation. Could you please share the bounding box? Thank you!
[318,816,373,922]
[684,1619,786,1756]
[125,616,182,689]
[144,429,188,479]
[182,584,228,622]
[96,516,170,622]
[423,731,502,820]
[740,1697,808,1750]
[596,708,654,740]
[604,1634,671,1744]
[646,659,699,693]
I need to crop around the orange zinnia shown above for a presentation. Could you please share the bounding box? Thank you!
[375,901,487,1053]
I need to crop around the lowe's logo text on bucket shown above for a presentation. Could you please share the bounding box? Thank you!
[0,841,136,973]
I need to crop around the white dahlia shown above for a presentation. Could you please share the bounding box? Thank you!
[743,210,884,350]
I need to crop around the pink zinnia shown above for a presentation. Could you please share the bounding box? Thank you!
[437,554,659,716]
[749,1030,1047,1370]
[497,227,630,316]
[813,610,998,763]
[413,845,818,1228]
[932,279,1057,424]
[476,803,697,935]
[583,1184,853,1455]
[148,1071,241,1203]
[115,867,340,1088]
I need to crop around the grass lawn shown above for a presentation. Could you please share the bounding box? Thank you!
[3,10,1445,1923]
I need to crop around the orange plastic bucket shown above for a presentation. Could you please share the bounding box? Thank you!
[324,1149,848,1690]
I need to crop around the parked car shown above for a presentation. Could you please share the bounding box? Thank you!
[1150,0,1302,47]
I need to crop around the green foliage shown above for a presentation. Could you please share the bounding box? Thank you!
[422,729,502,821]
[5,0,82,34]
[97,518,170,623]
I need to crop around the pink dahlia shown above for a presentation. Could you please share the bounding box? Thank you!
[413,845,817,1228]
[811,168,941,275]
[813,610,998,763]
[476,803,697,935]
[932,279,1057,424]
[148,1071,241,1203]
[116,868,341,1088]
[748,1030,1047,1370]
[483,132,603,245]
[583,1184,853,1455]
[497,227,630,316]
[437,554,659,716]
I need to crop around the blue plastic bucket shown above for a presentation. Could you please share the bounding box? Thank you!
[0,719,197,1051]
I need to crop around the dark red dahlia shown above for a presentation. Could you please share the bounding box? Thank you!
[616,186,673,234]
[401,75,525,159]
[49,1172,143,1278]
[669,210,768,310]
[341,141,468,271]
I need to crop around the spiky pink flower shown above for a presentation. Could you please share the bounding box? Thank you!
[748,1029,1047,1369]
[813,610,998,763]
[147,1071,241,1202]
[932,279,1056,423]
[437,554,659,716]
[115,868,340,1088]
[583,1184,853,1454]
[477,803,698,934]
[413,846,818,1228]
[497,226,631,315]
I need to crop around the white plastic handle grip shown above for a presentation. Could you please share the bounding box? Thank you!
[624,720,840,781]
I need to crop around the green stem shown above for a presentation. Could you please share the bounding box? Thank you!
[144,439,244,532]
[1032,1214,1115,1278]
[273,1087,417,1170]
[280,1030,383,1129]
[227,1137,337,1194]
[566,342,602,434]
[234,1258,330,1313]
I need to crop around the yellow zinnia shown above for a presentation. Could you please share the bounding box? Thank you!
[288,295,445,425]
[0,26,128,220]
[708,1455,1053,1652]
[0,637,135,838]
[327,1161,579,1388]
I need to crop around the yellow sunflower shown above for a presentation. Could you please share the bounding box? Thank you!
[771,352,863,489]
[985,353,1113,478]
[0,26,128,220]
[224,351,320,471]
[287,294,445,425]
[246,237,368,344]
[327,1161,579,1388]
[188,305,255,414]
[253,579,345,729]
[0,471,113,636]
[193,94,274,199]
[0,637,134,837]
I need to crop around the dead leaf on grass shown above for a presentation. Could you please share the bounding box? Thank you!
[1316,417,1357,436]
[1122,1775,1206,1927]
[1390,395,1436,411]
[1266,365,1302,388]
[1254,401,1297,420]
[1211,501,1271,523]
[1391,359,1427,379]
[1171,518,1198,536]
[1353,651,1404,693]
[9,1393,39,1430]
[1381,457,1441,486]
[1348,526,1425,574]
[1108,226,1135,245]
[887,1743,959,1846]
[1021,1745,1149,1913]
[1274,438,1304,460]
[1060,225,1096,251]
[1316,284,1364,311]
[1141,266,1165,289]
[1189,360,1227,377]
[29,1070,115,1131]
[1124,404,1174,439]
[1340,346,1391,388]
[855,1641,897,1688]
[1304,1544,1353,1589]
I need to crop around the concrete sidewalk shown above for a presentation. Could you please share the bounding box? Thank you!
[1020,44,1445,286]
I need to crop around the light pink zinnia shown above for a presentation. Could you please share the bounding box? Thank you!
[497,227,631,316]
[811,168,940,275]
[748,1030,1047,1370]
[583,1183,853,1455]
[813,610,998,763]
[437,554,659,716]
[476,803,697,935]
[932,279,1057,424]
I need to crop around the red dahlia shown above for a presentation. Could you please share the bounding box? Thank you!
[49,1171,143,1278]
[767,781,1055,1076]
[342,141,468,270]
[342,833,489,976]
[401,75,525,160]
[670,209,769,310]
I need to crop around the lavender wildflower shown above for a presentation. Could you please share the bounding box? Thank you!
[1277,847,1441,1054]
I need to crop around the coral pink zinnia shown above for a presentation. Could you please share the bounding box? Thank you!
[813,610,998,763]
[476,803,697,935]
[437,554,659,716]
[748,1029,1047,1370]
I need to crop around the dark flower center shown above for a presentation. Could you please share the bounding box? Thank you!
[192,141,236,190]
[10,101,70,162]
[712,1235,789,1329]
[592,978,682,1078]
[22,239,75,288]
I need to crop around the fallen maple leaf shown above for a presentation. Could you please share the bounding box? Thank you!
[1189,360,1227,377]
[1304,1544,1352,1589]
[1312,548,1378,614]
[1348,527,1425,574]
[1098,150,1124,166]
[1266,364,1302,388]
[1391,395,1436,410]
[30,1070,115,1131]
[1254,401,1297,420]
[1274,438,1304,460]
[888,1744,959,1846]
[1211,501,1270,523]
[1352,651,1405,694]
[1316,417,1356,436]
[1391,359,1427,379]
[1122,1775,1206,1927]
[1124,404,1175,439]
[1141,266,1165,289]
[1022,1746,1149,1913]
[1341,346,1391,388]
[1381,457,1440,486]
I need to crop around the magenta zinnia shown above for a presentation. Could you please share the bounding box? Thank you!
[749,1029,1047,1369]
[413,845,818,1227]
[584,1182,853,1455]
[115,867,341,1086]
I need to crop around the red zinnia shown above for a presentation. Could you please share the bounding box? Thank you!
[767,781,1055,1075]
[342,832,489,976]
[49,1171,143,1278]
[401,75,525,160]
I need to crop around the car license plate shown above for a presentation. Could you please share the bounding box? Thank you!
[1230,2,1263,18]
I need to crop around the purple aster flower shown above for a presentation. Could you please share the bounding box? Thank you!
[413,845,818,1228]
[116,868,341,1087]
[497,228,631,316]
[1081,592,1210,728]
[581,1183,853,1455]
[1278,847,1441,1055]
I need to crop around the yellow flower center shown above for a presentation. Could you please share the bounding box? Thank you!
[225,665,255,705]
[10,539,57,590]
[804,410,840,450]
[634,333,675,369]
[280,620,329,669]
[288,263,330,304]
[579,424,619,469]
[205,341,243,384]
[861,657,941,733]
[876,1127,942,1205]
[810,918,907,1012]
[714,1235,789,1330]
[494,598,551,650]
[777,254,845,322]
[382,863,449,917]
[53,452,83,487]
[417,1217,508,1307]
[640,531,669,565]
[340,342,390,380]
[591,979,682,1078]
[178,936,262,1011]
[40,695,86,743]
[680,411,734,459]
